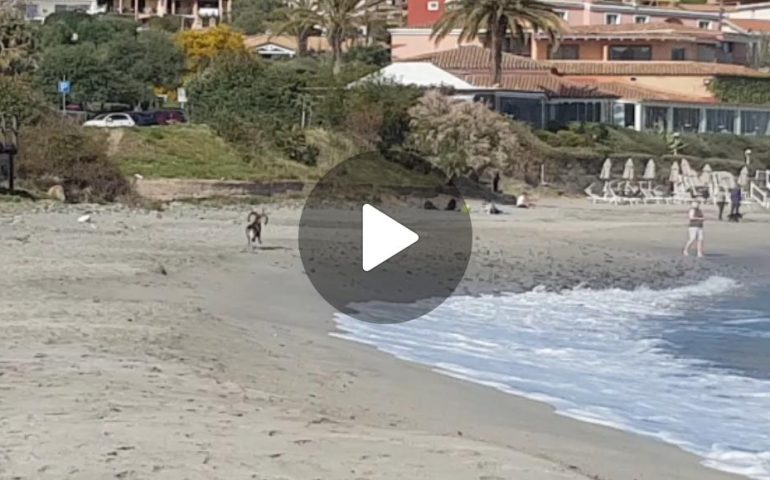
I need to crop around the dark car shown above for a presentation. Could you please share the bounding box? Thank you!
[129,112,158,127]
[152,109,187,125]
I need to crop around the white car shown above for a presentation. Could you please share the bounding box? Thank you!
[83,113,136,128]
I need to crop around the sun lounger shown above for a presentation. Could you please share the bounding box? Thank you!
[585,185,610,204]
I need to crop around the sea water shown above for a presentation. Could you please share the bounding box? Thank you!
[332,277,770,480]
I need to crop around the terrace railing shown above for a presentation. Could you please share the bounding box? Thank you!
[750,181,769,209]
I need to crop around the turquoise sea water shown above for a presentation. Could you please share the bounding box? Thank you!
[333,277,770,479]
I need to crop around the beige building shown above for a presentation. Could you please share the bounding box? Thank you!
[385,46,770,135]
[105,0,232,28]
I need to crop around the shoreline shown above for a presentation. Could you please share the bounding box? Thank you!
[1,199,767,479]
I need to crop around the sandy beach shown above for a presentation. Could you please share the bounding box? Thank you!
[1,198,768,480]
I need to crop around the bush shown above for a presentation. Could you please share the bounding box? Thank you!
[343,45,391,68]
[18,117,131,202]
[147,15,186,33]
[0,77,48,123]
[408,91,525,179]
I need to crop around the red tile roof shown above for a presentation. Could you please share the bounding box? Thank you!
[728,19,770,33]
[545,60,768,77]
[461,73,612,98]
[570,79,716,103]
[407,46,548,72]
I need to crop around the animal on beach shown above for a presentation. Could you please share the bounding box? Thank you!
[246,209,269,248]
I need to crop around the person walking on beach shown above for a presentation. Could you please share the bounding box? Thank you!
[730,187,742,221]
[492,171,501,193]
[716,190,727,221]
[683,201,705,258]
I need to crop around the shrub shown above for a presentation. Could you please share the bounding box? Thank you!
[408,91,525,179]
[0,77,48,123]
[343,45,391,68]
[18,117,130,202]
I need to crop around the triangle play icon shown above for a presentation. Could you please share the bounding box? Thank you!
[362,204,419,272]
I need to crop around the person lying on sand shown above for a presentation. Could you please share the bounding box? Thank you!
[516,193,534,209]
[483,201,502,215]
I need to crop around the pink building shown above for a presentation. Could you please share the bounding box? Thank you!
[532,23,751,64]
[392,0,729,60]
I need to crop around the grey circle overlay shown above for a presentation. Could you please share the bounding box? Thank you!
[298,152,473,324]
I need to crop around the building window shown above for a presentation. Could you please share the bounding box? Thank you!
[612,103,636,128]
[644,106,668,131]
[551,44,580,60]
[673,107,701,133]
[741,111,770,135]
[671,48,686,61]
[499,97,544,127]
[427,1,439,11]
[634,15,649,24]
[609,45,652,60]
[555,10,567,20]
[549,102,602,127]
[25,3,38,17]
[698,20,712,29]
[605,14,620,25]
[706,109,735,133]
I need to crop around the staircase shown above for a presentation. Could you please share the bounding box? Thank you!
[750,170,770,209]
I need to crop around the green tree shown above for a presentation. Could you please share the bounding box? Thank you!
[109,30,185,89]
[431,0,563,84]
[0,10,38,75]
[36,28,184,105]
[42,12,138,47]
[343,44,389,67]
[273,0,384,74]
[232,0,283,35]
[271,0,319,57]
[0,77,47,122]
[187,54,320,164]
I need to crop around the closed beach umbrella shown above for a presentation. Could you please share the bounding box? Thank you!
[643,159,656,180]
[669,161,681,183]
[680,158,693,179]
[700,164,712,186]
[622,158,635,180]
[738,165,750,187]
[600,158,612,180]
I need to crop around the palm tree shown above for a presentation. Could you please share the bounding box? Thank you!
[273,0,384,74]
[271,0,319,57]
[431,0,564,85]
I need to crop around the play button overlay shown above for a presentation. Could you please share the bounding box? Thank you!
[362,204,419,272]
[298,152,473,324]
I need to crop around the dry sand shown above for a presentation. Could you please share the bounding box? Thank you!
[1,198,768,480]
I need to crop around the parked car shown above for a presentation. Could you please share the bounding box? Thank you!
[83,112,136,128]
[152,109,187,125]
[129,112,158,127]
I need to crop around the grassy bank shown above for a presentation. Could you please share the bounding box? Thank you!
[111,125,314,181]
[104,123,770,195]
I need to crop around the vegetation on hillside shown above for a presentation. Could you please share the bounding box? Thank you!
[2,1,769,203]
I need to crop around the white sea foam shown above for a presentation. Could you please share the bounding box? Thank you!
[332,276,770,480]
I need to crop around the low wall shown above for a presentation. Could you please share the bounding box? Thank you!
[134,178,306,201]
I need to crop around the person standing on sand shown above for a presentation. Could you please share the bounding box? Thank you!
[492,172,501,193]
[730,187,742,220]
[683,201,705,258]
[716,190,727,221]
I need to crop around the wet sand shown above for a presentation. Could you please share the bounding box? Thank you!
[1,198,767,479]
